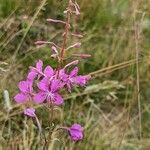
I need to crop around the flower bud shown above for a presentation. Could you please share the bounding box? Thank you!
[34,41,48,46]
[68,124,84,141]
[24,108,36,117]
[66,42,81,50]
[64,60,79,69]
[72,53,91,59]
[47,18,66,24]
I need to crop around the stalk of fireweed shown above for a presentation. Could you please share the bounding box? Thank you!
[14,0,91,144]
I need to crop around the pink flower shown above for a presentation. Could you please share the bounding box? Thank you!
[27,60,54,81]
[59,67,90,92]
[24,108,36,117]
[73,75,91,86]
[68,124,84,141]
[14,80,32,103]
[33,78,63,105]
[43,65,54,78]
[27,60,43,81]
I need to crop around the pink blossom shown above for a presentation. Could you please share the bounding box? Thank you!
[74,75,91,86]
[24,108,36,117]
[68,123,84,141]
[43,66,54,78]
[33,78,63,105]
[27,60,55,81]
[59,67,90,92]
[27,60,43,81]
[14,80,33,103]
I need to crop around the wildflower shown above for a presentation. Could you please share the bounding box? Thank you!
[14,80,32,103]
[24,108,36,117]
[34,78,63,105]
[73,74,91,86]
[59,67,90,92]
[24,108,42,132]
[27,60,43,81]
[68,123,84,141]
[43,66,54,78]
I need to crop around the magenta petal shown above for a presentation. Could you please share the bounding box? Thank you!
[33,92,46,103]
[54,93,64,105]
[69,124,84,141]
[70,67,78,77]
[51,80,61,92]
[18,81,29,92]
[71,132,83,141]
[59,69,65,76]
[27,70,37,80]
[37,79,48,91]
[24,108,36,117]
[36,60,43,71]
[14,93,28,103]
[71,124,84,131]
[74,76,84,85]
[44,66,54,77]
[74,75,91,86]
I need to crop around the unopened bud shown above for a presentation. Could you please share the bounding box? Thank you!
[66,42,81,50]
[74,42,81,48]
[71,33,83,38]
[47,18,66,24]
[34,41,48,46]
[64,60,79,69]
[72,53,91,59]
[51,46,58,54]
[75,7,80,16]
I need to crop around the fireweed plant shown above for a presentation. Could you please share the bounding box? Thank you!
[14,0,91,142]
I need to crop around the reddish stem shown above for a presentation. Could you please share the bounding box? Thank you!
[60,0,71,65]
[56,0,71,78]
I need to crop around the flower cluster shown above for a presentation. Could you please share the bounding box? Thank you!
[14,60,90,105]
[14,59,90,141]
[14,0,90,142]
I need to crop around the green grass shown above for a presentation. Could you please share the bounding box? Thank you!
[0,0,150,149]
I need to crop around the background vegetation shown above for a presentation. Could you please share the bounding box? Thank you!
[0,0,150,149]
